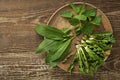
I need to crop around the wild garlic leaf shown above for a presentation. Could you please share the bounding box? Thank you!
[60,11,73,18]
[82,23,94,35]
[91,16,102,26]
[68,63,74,73]
[74,14,87,21]
[35,24,66,40]
[49,39,72,61]
[36,39,54,53]
[70,3,80,13]
[84,8,97,17]
[69,18,79,26]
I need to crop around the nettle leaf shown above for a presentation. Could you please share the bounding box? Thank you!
[74,14,87,21]
[84,8,97,17]
[60,11,73,18]
[70,3,80,13]
[49,39,72,61]
[79,4,86,14]
[82,23,94,35]
[35,24,66,40]
[91,16,102,26]
[69,18,79,26]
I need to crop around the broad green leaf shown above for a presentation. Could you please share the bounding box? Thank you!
[46,39,71,63]
[69,18,79,26]
[79,4,86,14]
[60,11,73,18]
[49,61,57,69]
[91,16,102,25]
[82,23,94,35]
[36,39,54,53]
[45,41,63,63]
[70,3,80,13]
[74,14,87,21]
[35,24,66,40]
[84,8,97,17]
[56,41,71,62]
[49,39,72,61]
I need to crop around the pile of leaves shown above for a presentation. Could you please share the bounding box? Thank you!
[35,3,115,75]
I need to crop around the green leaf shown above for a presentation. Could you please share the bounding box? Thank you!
[91,16,102,26]
[49,61,57,69]
[49,39,72,61]
[74,14,87,21]
[45,41,63,63]
[56,41,71,62]
[60,11,73,18]
[45,39,71,63]
[79,4,86,14]
[68,63,74,73]
[82,23,94,35]
[69,18,79,26]
[84,8,97,17]
[75,23,83,35]
[70,3,80,13]
[61,28,71,34]
[35,24,66,40]
[36,39,54,53]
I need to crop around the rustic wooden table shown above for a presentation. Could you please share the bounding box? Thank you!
[0,0,120,80]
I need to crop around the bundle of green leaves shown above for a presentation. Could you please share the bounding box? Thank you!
[68,32,115,75]
[35,24,72,68]
[35,3,115,75]
[61,3,102,35]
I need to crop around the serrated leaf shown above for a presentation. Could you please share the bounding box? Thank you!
[70,3,80,13]
[84,8,97,17]
[91,16,102,25]
[35,24,66,40]
[69,18,79,26]
[60,11,73,18]
[49,39,72,61]
[79,4,86,14]
[82,23,94,35]
[74,14,87,21]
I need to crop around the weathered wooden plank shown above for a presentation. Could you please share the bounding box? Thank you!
[0,0,120,80]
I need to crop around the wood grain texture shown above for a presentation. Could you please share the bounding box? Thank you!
[0,0,120,80]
